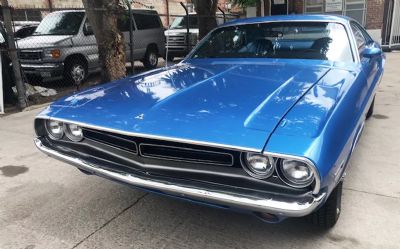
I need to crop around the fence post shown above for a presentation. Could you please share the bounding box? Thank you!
[218,6,226,23]
[180,2,190,53]
[1,0,27,109]
[126,0,135,75]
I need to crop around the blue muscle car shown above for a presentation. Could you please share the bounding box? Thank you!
[34,15,384,228]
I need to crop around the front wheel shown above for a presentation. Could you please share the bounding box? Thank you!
[64,60,87,85]
[143,47,158,69]
[366,97,375,119]
[308,181,343,229]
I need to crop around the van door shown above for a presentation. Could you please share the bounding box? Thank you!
[132,12,164,60]
[81,17,99,70]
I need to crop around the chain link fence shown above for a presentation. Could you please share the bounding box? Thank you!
[0,3,240,110]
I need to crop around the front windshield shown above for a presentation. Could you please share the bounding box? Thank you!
[34,12,84,36]
[191,22,353,62]
[170,15,198,29]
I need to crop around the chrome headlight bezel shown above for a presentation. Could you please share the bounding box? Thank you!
[277,159,315,188]
[64,123,83,142]
[45,120,64,140]
[242,153,275,179]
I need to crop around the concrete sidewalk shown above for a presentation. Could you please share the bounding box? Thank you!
[0,53,399,249]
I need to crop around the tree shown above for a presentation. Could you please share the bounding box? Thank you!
[82,0,126,82]
[193,0,218,40]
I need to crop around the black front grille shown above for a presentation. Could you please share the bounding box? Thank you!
[19,50,42,60]
[83,129,138,154]
[82,128,236,167]
[140,144,233,166]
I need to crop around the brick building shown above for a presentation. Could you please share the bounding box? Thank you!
[249,0,398,48]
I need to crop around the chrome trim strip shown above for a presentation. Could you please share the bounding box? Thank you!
[34,138,326,217]
[35,116,261,153]
[21,64,60,69]
[139,143,234,167]
[262,152,321,195]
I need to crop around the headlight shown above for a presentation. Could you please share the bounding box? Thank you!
[64,123,83,142]
[243,153,274,179]
[278,159,314,188]
[45,120,64,140]
[44,49,61,59]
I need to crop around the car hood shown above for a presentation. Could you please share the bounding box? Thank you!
[17,35,73,49]
[44,59,330,151]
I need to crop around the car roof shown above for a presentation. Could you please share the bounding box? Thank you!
[221,14,353,27]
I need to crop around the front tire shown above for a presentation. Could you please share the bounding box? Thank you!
[143,47,158,69]
[308,181,343,229]
[366,97,375,119]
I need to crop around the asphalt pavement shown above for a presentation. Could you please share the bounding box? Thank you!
[0,53,399,249]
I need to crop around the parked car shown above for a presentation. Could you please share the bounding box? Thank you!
[34,15,384,228]
[17,10,165,84]
[14,24,38,40]
[165,13,238,61]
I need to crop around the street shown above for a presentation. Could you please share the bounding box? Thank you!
[0,52,399,249]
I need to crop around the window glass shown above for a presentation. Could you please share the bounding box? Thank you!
[170,15,198,29]
[351,23,366,49]
[118,14,132,32]
[134,13,161,30]
[191,22,353,62]
[34,12,84,36]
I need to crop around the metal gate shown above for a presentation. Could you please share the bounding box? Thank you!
[389,0,400,49]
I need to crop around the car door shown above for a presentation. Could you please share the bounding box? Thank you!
[350,22,382,92]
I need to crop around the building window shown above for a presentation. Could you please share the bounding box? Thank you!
[304,0,366,26]
[12,9,42,22]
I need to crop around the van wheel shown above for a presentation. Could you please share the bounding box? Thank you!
[308,181,343,229]
[143,47,158,69]
[64,59,88,85]
[366,97,375,119]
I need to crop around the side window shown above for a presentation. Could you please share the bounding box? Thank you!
[118,14,134,32]
[133,13,161,30]
[351,23,366,50]
[83,19,94,36]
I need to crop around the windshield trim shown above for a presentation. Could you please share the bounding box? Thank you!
[186,20,356,63]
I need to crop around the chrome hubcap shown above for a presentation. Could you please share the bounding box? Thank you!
[71,65,85,82]
[149,53,157,66]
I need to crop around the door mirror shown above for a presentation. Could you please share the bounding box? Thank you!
[83,22,94,36]
[363,46,381,58]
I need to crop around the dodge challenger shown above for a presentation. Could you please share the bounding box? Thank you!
[34,15,385,228]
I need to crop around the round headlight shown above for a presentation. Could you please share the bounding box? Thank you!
[243,153,274,179]
[64,123,83,142]
[45,120,64,140]
[279,159,314,188]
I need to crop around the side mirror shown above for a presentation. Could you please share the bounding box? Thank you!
[363,46,382,58]
[83,22,94,36]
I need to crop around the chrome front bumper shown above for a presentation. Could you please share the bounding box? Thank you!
[34,138,326,217]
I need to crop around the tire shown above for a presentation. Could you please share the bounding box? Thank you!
[143,47,158,69]
[64,59,88,85]
[366,97,375,119]
[308,181,343,229]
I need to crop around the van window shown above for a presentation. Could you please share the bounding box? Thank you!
[118,14,134,32]
[133,13,161,30]
[34,12,84,36]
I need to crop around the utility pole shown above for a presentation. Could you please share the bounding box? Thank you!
[1,0,27,109]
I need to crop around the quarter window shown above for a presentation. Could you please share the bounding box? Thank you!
[351,23,366,49]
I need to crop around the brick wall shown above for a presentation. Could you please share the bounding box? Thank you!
[366,0,384,29]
